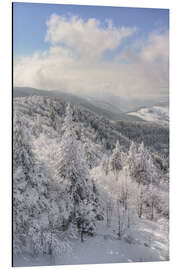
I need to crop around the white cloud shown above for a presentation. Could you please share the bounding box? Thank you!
[45,14,136,61]
[140,31,169,63]
[14,14,169,101]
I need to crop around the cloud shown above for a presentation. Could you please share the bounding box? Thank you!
[115,31,169,98]
[45,14,136,61]
[14,14,169,101]
[140,31,169,63]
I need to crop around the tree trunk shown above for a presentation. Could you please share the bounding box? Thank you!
[138,202,143,218]
[137,184,143,219]
[81,231,84,242]
[151,201,154,220]
[106,203,112,227]
[117,200,121,239]
[106,206,110,227]
[127,209,130,228]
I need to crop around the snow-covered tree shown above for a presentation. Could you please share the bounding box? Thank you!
[92,163,138,237]
[91,165,113,227]
[54,104,100,240]
[126,141,161,219]
[113,168,139,237]
[13,114,74,259]
[13,112,35,174]
[81,132,102,169]
[13,117,50,256]
[128,141,158,186]
[109,141,126,178]
[127,141,138,173]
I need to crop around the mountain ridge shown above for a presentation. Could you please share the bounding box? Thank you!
[13,87,144,122]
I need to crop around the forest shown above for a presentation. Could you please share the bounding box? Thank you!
[13,96,169,266]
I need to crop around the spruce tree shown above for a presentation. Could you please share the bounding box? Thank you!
[54,104,100,241]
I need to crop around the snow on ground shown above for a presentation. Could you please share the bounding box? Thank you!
[57,219,169,265]
[14,218,169,267]
[128,106,169,126]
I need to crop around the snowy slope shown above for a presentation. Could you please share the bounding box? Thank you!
[60,219,168,264]
[14,218,169,266]
[128,106,169,126]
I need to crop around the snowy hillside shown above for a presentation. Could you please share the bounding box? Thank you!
[128,105,169,126]
[15,218,169,266]
[13,95,169,157]
[13,87,142,122]
[13,95,169,266]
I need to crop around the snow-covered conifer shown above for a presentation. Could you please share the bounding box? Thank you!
[81,133,102,169]
[128,141,158,185]
[13,113,73,258]
[54,104,100,238]
[13,112,35,175]
[109,141,126,176]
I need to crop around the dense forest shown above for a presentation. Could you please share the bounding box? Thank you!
[13,96,169,266]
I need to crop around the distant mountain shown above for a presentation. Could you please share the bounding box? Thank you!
[13,87,143,122]
[83,92,169,113]
[128,105,169,127]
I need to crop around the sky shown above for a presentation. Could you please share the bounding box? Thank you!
[13,2,169,101]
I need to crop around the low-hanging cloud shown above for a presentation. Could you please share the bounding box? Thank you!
[14,14,169,101]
